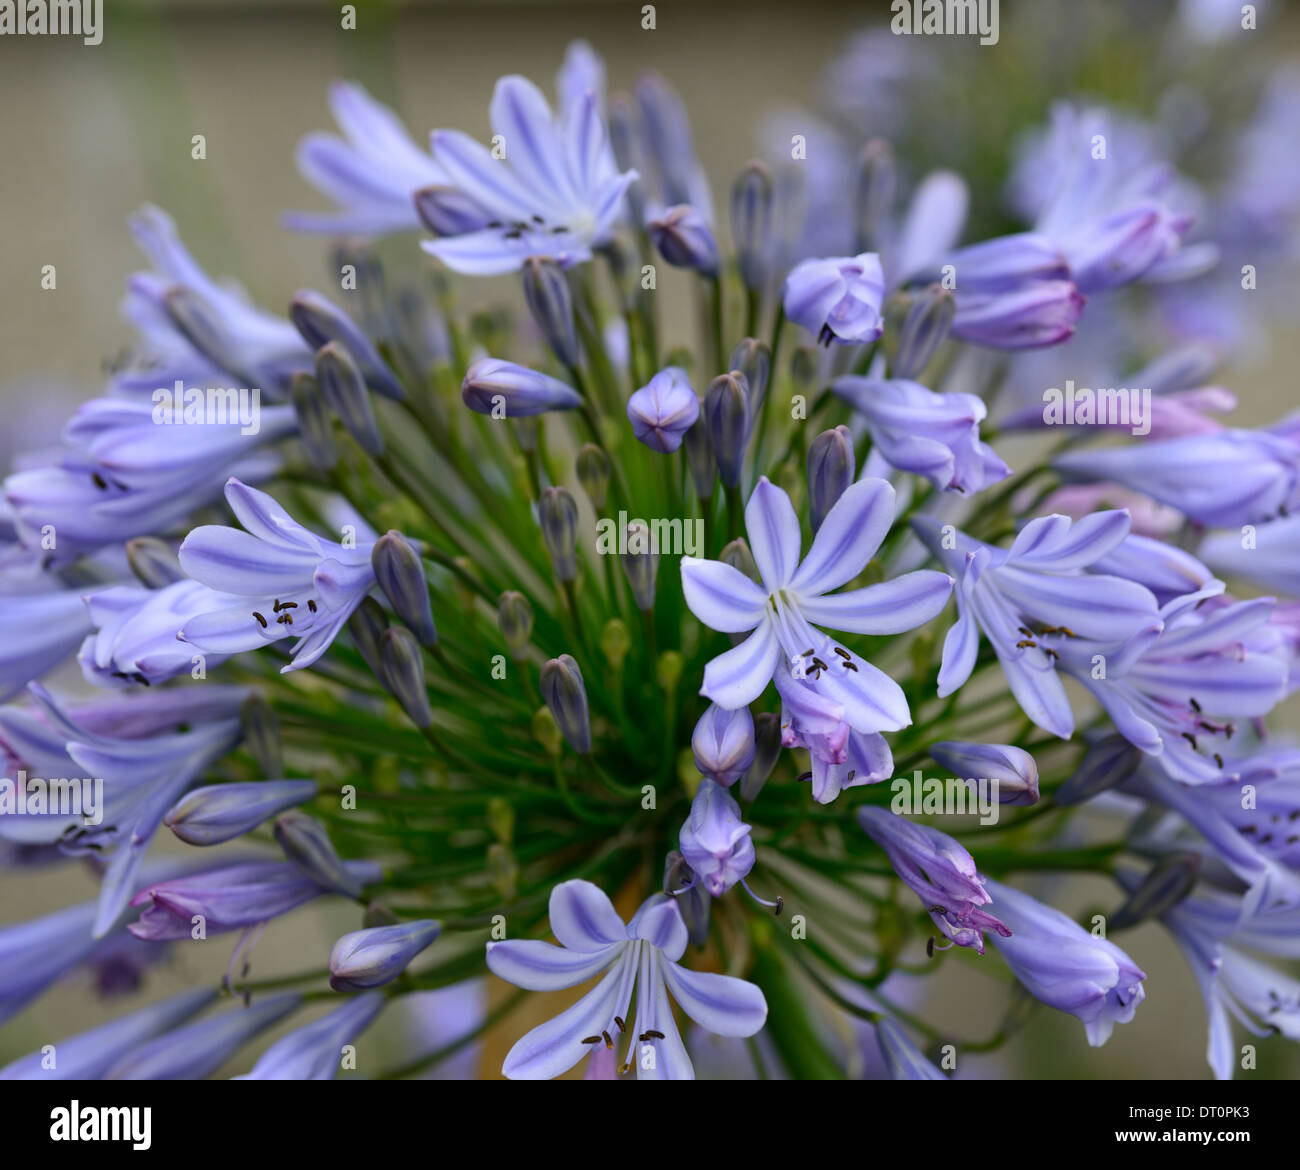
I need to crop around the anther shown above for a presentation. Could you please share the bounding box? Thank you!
[252,611,268,628]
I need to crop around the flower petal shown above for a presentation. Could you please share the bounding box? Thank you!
[486,938,624,991]
[790,477,896,596]
[700,622,780,709]
[745,478,802,591]
[661,959,768,1037]
[549,880,629,951]
[680,557,767,633]
[798,570,952,635]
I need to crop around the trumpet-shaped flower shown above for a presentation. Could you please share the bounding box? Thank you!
[485,880,766,1079]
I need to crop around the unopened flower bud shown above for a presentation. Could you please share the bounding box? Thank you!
[929,741,1040,807]
[807,425,856,533]
[719,537,761,584]
[648,204,719,275]
[291,289,405,400]
[1111,854,1201,931]
[621,522,659,612]
[125,537,184,589]
[692,703,756,787]
[379,626,431,729]
[663,850,711,947]
[705,371,751,489]
[316,341,383,457]
[498,591,534,659]
[656,649,684,691]
[683,417,716,501]
[601,619,630,671]
[532,705,563,756]
[462,358,581,417]
[165,780,317,846]
[487,796,514,845]
[1055,735,1143,806]
[728,338,771,413]
[329,920,441,992]
[740,712,782,802]
[627,367,699,454]
[347,596,388,680]
[893,284,955,380]
[290,371,338,472]
[540,654,591,754]
[373,531,437,648]
[731,162,774,292]
[576,444,611,509]
[538,486,579,581]
[241,692,283,779]
[855,139,896,252]
[522,257,580,368]
[275,811,365,898]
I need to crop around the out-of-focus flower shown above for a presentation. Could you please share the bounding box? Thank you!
[783,253,886,346]
[627,367,699,453]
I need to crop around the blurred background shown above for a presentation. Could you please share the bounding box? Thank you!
[2,0,1299,1078]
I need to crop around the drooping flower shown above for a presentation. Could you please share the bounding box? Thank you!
[286,81,447,236]
[677,780,755,897]
[421,75,636,275]
[485,880,766,1079]
[681,477,952,720]
[982,877,1146,1046]
[858,807,1010,953]
[178,478,379,672]
[782,252,886,346]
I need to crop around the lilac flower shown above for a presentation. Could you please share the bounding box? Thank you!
[128,859,382,941]
[238,991,387,1079]
[178,478,378,672]
[1091,531,1219,606]
[773,659,894,804]
[461,358,582,418]
[831,373,1010,494]
[690,702,755,786]
[929,741,1040,806]
[106,993,303,1080]
[0,988,215,1080]
[982,877,1146,1046]
[115,205,311,396]
[1055,425,1300,528]
[79,579,240,688]
[1201,514,1300,596]
[782,253,886,346]
[875,1017,947,1081]
[647,203,719,274]
[678,780,755,897]
[0,587,93,701]
[912,511,1160,738]
[0,683,249,936]
[286,81,447,236]
[485,880,767,1079]
[329,920,442,991]
[627,367,699,453]
[948,280,1085,350]
[681,477,952,720]
[858,808,1010,953]
[4,397,296,561]
[421,75,636,275]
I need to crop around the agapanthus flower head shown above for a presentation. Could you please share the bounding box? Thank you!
[485,880,766,1079]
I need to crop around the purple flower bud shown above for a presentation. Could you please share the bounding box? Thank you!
[892,284,955,380]
[739,711,782,802]
[683,416,716,500]
[497,591,534,658]
[538,486,579,581]
[692,702,756,787]
[461,358,581,418]
[241,693,283,778]
[807,425,856,533]
[290,372,339,472]
[164,779,318,846]
[663,850,711,946]
[627,367,699,454]
[1109,853,1200,931]
[679,780,755,897]
[1054,734,1143,806]
[621,521,659,612]
[783,253,885,346]
[648,204,719,275]
[275,812,374,899]
[705,371,751,489]
[855,139,895,252]
[379,626,432,728]
[522,257,580,368]
[540,654,591,754]
[124,537,185,590]
[719,536,761,584]
[347,596,388,680]
[373,531,437,648]
[982,877,1146,1046]
[858,807,1010,953]
[329,919,441,992]
[949,280,1083,350]
[731,163,773,291]
[105,993,303,1080]
[291,289,404,400]
[316,341,383,457]
[413,184,492,237]
[238,991,386,1080]
[928,741,1040,806]
[575,443,611,508]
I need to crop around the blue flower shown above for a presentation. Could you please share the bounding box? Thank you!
[782,252,886,346]
[677,779,754,896]
[681,477,952,717]
[627,366,700,453]
[485,880,766,1079]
